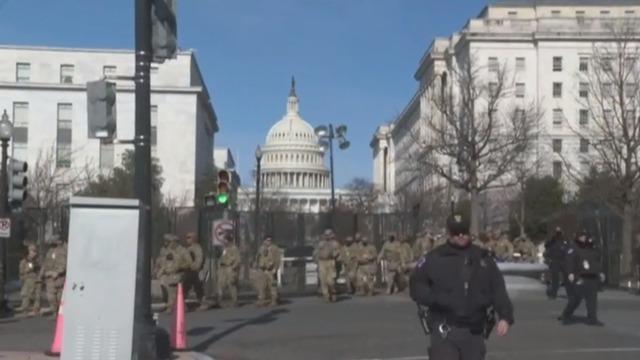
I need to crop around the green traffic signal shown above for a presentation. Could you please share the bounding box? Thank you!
[216,193,229,205]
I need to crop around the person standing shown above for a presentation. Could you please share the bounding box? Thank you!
[545,227,569,299]
[314,229,340,302]
[494,235,514,262]
[155,234,190,313]
[559,231,605,326]
[18,244,41,316]
[414,234,434,259]
[339,235,361,295]
[378,235,403,294]
[42,235,67,314]
[357,236,378,296]
[410,213,514,360]
[398,237,414,290]
[183,232,206,310]
[255,235,281,307]
[218,235,241,307]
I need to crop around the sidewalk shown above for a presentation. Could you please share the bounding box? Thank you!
[0,351,213,360]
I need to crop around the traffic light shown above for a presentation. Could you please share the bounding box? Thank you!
[151,0,178,62]
[8,159,28,212]
[216,170,231,205]
[87,79,117,139]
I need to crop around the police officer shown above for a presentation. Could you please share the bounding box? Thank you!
[410,214,514,360]
[559,231,605,326]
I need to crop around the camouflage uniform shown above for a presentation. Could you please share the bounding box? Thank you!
[494,236,514,261]
[42,237,67,313]
[155,234,191,312]
[515,237,537,262]
[398,239,414,290]
[357,238,378,296]
[254,237,281,306]
[339,236,361,294]
[218,240,241,306]
[314,230,340,302]
[18,245,41,315]
[183,233,205,307]
[413,235,434,260]
[378,236,403,294]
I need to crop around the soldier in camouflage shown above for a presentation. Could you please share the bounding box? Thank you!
[357,236,378,296]
[314,229,340,302]
[41,234,67,314]
[398,237,414,290]
[378,235,403,295]
[339,235,361,295]
[218,234,241,307]
[155,233,191,313]
[183,232,207,310]
[255,235,281,307]
[18,244,41,316]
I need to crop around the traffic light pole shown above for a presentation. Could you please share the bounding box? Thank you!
[0,139,8,311]
[133,0,156,358]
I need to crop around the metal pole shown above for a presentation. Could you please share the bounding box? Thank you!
[329,124,336,221]
[0,140,8,308]
[132,0,155,357]
[255,156,262,244]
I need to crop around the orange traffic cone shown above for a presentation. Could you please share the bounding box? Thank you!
[171,283,187,351]
[45,294,65,356]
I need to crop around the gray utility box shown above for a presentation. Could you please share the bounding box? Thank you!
[62,197,140,360]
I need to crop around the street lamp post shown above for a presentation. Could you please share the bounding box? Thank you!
[255,146,263,244]
[0,110,13,313]
[314,124,350,221]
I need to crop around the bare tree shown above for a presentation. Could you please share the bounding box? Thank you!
[570,20,640,275]
[339,177,378,214]
[415,55,540,234]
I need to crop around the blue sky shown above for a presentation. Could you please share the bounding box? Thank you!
[0,0,489,186]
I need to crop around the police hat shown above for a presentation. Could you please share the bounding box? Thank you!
[446,213,470,235]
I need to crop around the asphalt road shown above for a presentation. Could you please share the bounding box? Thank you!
[1,276,639,360]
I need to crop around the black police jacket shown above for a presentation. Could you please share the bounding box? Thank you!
[567,242,602,276]
[409,242,514,328]
[544,235,569,262]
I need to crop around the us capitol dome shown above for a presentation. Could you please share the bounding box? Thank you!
[238,78,349,212]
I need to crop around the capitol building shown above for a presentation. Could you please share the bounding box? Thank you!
[237,79,352,213]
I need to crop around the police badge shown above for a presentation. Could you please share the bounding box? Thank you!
[583,260,590,270]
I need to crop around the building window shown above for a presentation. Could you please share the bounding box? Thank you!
[103,65,117,76]
[12,102,29,161]
[516,57,526,71]
[553,82,563,98]
[553,56,563,72]
[576,10,586,16]
[600,10,610,15]
[579,109,589,126]
[579,57,589,72]
[553,161,563,179]
[552,139,563,153]
[576,10,586,24]
[625,10,636,15]
[16,63,30,82]
[60,64,74,84]
[581,160,591,174]
[516,83,525,98]
[579,82,589,98]
[489,82,498,96]
[625,83,636,98]
[603,109,613,122]
[603,57,613,71]
[151,105,158,147]
[150,65,159,75]
[56,103,73,168]
[603,82,613,97]
[553,108,564,126]
[508,11,518,17]
[580,138,590,153]
[551,10,561,17]
[99,142,114,169]
[488,57,499,73]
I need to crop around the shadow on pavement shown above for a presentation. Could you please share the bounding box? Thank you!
[192,308,290,352]
[188,326,215,336]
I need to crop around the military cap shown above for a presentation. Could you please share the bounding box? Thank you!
[446,213,470,235]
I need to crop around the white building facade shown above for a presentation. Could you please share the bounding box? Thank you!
[238,81,352,213]
[0,45,218,206]
[372,0,640,208]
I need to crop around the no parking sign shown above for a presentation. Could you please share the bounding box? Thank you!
[211,219,234,246]
[0,217,10,239]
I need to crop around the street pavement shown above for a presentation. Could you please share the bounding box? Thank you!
[1,276,639,360]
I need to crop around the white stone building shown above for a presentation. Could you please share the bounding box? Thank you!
[0,45,218,206]
[372,0,640,212]
[238,80,352,213]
